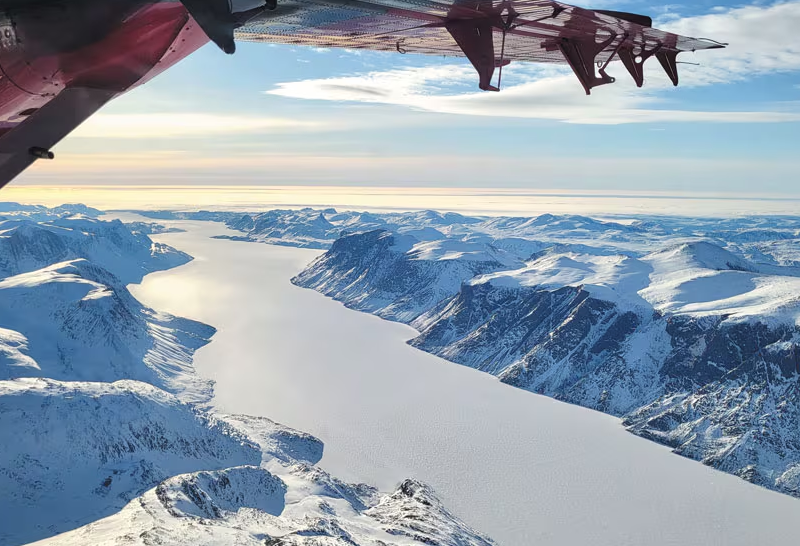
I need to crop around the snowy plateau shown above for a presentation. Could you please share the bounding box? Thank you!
[137,207,800,500]
[0,205,493,546]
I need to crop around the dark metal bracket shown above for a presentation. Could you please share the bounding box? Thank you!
[617,42,661,87]
[556,31,617,95]
[656,49,680,86]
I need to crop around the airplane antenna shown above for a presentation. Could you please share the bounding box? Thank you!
[496,6,517,91]
[497,27,507,90]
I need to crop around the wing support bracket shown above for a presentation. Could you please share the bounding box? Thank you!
[617,42,661,87]
[555,31,617,95]
[656,50,680,86]
[444,5,518,92]
[445,18,500,91]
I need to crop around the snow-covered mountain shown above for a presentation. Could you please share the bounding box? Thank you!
[288,211,800,499]
[0,204,495,546]
[0,258,215,402]
[221,208,342,248]
[0,209,209,400]
[135,207,800,269]
[3,376,495,546]
[0,202,102,222]
[0,378,260,545]
[0,216,191,283]
[40,468,494,546]
[294,229,524,322]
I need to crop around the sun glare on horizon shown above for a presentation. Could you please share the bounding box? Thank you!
[5,184,800,217]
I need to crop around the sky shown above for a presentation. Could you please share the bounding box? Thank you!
[10,0,800,201]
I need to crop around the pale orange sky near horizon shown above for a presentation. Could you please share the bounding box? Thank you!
[5,185,800,217]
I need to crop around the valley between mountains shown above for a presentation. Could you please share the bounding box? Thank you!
[130,208,800,546]
[0,206,494,546]
[3,204,800,546]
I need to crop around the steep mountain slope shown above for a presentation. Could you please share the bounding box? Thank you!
[293,229,523,322]
[1,205,496,546]
[134,207,800,272]
[0,378,261,546]
[39,468,495,546]
[295,226,800,497]
[0,259,215,402]
[0,216,190,283]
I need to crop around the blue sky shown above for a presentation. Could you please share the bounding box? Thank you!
[16,0,800,195]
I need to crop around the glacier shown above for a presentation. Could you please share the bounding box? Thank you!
[0,204,494,546]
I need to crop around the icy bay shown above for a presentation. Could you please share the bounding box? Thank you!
[129,218,800,546]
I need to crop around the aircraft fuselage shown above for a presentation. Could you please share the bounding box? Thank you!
[0,0,206,139]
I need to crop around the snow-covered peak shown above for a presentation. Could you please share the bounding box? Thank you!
[0,216,190,283]
[0,377,260,545]
[407,238,524,269]
[470,252,652,309]
[479,213,634,237]
[646,241,756,273]
[0,327,38,377]
[641,241,800,324]
[0,202,102,221]
[230,208,341,248]
[0,258,214,400]
[0,258,113,293]
[389,209,481,227]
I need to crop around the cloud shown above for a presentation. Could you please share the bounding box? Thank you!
[661,2,800,86]
[21,150,800,196]
[71,113,325,139]
[267,2,800,124]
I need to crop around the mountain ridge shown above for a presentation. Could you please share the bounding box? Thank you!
[0,204,496,546]
[288,214,800,498]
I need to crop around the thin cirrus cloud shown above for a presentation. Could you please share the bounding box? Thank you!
[70,113,326,139]
[267,2,800,125]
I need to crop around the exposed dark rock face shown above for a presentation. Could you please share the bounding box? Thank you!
[293,230,521,323]
[412,279,800,493]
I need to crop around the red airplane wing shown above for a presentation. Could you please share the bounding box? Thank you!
[236,0,724,92]
[0,0,724,190]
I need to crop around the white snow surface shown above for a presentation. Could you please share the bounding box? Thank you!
[1,207,494,546]
[466,241,800,324]
[641,242,800,324]
[0,258,215,402]
[0,377,260,545]
[128,219,800,546]
[408,239,523,268]
[471,252,652,309]
[0,216,191,284]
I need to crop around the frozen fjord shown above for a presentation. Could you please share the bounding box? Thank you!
[130,218,800,546]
